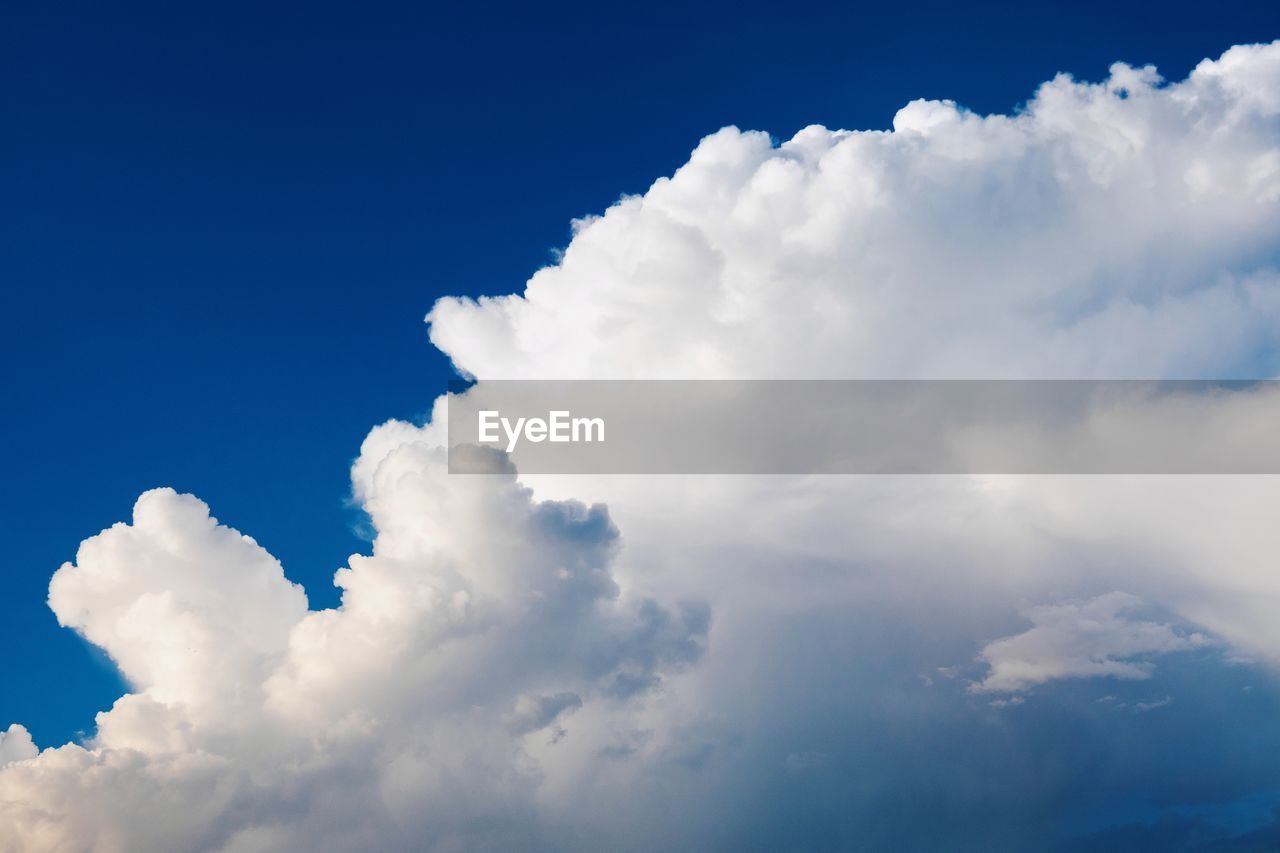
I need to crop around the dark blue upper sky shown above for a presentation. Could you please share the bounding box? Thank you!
[2,0,1277,747]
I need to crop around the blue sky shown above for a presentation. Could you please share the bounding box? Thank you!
[3,3,1280,847]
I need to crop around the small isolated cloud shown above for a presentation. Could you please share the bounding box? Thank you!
[973,592,1209,693]
[1097,695,1174,713]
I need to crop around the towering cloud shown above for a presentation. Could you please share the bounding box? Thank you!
[3,41,1279,851]
[431,42,1280,381]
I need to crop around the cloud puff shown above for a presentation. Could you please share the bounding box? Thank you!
[973,592,1210,693]
[47,488,308,722]
[0,726,36,767]
[3,40,1280,851]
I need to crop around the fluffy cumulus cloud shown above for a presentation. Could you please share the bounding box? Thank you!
[0,461,707,852]
[431,42,1280,381]
[4,41,1280,851]
[0,728,36,768]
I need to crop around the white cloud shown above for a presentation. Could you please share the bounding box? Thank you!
[430,42,1280,381]
[3,40,1280,851]
[1,454,707,851]
[47,488,308,723]
[973,592,1209,693]
[0,726,36,767]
